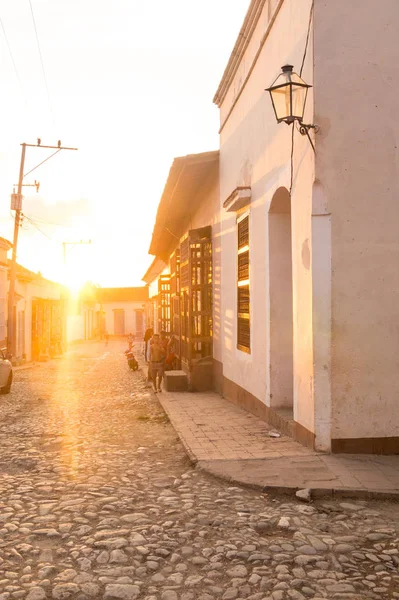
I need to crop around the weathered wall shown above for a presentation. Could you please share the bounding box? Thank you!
[314,0,399,441]
[103,301,145,337]
[218,0,315,433]
[0,266,7,346]
[269,192,293,409]
[15,278,64,361]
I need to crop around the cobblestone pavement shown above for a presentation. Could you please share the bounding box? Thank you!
[0,342,398,600]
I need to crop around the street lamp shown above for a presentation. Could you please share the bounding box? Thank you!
[265,64,318,149]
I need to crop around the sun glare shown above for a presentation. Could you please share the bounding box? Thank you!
[65,271,86,295]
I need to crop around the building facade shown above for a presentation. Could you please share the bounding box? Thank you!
[13,263,66,362]
[142,257,168,334]
[97,287,148,339]
[145,151,220,390]
[212,0,399,453]
[0,238,12,349]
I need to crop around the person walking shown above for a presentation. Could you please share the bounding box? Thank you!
[165,334,178,370]
[149,333,165,392]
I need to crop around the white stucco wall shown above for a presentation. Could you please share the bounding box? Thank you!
[15,278,64,361]
[103,301,146,337]
[0,266,7,345]
[314,0,399,440]
[218,0,315,432]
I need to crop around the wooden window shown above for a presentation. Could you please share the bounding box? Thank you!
[237,213,250,353]
[158,275,171,333]
[179,227,213,364]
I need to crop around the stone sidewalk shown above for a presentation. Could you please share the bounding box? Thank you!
[154,387,399,499]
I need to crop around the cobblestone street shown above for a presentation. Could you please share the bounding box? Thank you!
[0,342,398,600]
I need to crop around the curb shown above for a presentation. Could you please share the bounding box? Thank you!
[14,363,40,372]
[138,367,399,501]
[153,391,199,465]
[196,460,399,500]
[139,366,198,465]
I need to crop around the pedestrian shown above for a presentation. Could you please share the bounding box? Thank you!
[159,330,169,373]
[127,333,134,349]
[165,334,178,371]
[160,330,168,354]
[144,327,153,362]
[149,333,165,393]
[104,331,109,346]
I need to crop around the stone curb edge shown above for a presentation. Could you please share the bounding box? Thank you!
[138,367,399,501]
[139,366,199,465]
[155,394,199,465]
[14,362,39,372]
[196,460,399,501]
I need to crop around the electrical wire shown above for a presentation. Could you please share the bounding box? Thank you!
[22,213,53,240]
[28,0,56,128]
[290,0,315,193]
[23,149,61,178]
[289,123,295,195]
[300,1,314,77]
[0,15,29,112]
[24,214,72,228]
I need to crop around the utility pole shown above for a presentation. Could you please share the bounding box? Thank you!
[8,144,26,357]
[7,140,78,357]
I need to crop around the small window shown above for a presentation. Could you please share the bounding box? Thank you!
[237,213,250,353]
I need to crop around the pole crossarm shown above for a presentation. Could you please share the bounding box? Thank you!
[24,143,78,150]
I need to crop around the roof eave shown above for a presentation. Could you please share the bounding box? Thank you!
[148,150,219,259]
[142,257,167,284]
[213,0,267,107]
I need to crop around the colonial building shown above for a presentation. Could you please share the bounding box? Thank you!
[0,238,13,348]
[12,263,66,362]
[96,287,148,339]
[145,151,220,390]
[142,257,168,334]
[67,286,149,343]
[145,0,399,454]
[66,283,99,343]
[213,0,399,453]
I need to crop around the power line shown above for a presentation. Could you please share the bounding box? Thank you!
[23,213,53,240]
[0,15,29,112]
[300,1,314,77]
[24,213,73,228]
[290,0,315,194]
[28,0,55,128]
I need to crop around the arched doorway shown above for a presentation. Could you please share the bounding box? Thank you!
[268,187,293,409]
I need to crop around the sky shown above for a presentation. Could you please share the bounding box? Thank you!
[0,0,250,289]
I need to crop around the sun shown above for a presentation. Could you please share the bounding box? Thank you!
[64,266,88,294]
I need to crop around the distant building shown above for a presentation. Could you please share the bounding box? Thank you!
[142,258,168,334]
[67,286,149,343]
[12,262,66,362]
[0,238,13,348]
[66,283,98,343]
[97,287,148,338]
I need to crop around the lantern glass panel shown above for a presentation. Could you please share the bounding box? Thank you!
[270,86,291,121]
[291,84,308,120]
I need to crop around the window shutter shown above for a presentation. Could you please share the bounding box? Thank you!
[237,214,250,353]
